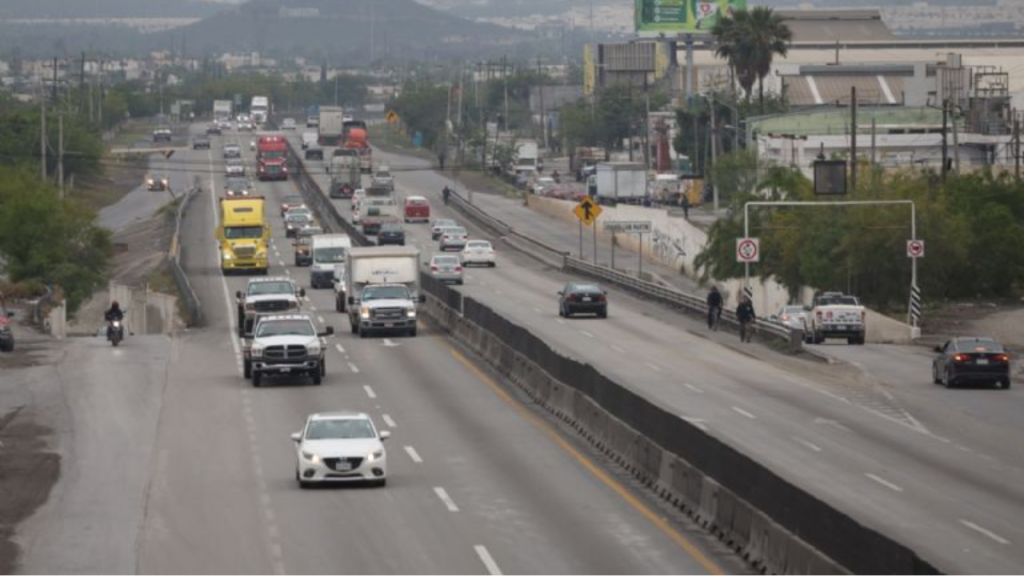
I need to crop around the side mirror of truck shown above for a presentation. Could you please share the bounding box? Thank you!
[419,294,427,304]
[933,345,943,353]
[235,290,242,300]
[379,430,391,441]
[348,296,355,306]
[290,432,302,443]
[320,326,335,337]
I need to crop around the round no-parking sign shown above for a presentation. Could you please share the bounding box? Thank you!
[907,239,925,258]
[736,238,760,263]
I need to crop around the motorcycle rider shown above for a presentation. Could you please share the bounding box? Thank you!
[105,301,125,340]
[706,286,723,330]
[442,185,451,205]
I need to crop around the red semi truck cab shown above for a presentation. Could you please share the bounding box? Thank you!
[256,136,289,181]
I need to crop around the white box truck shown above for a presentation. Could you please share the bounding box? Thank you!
[594,162,648,205]
[213,100,233,122]
[309,234,352,289]
[250,96,269,124]
[344,246,422,338]
[318,106,345,146]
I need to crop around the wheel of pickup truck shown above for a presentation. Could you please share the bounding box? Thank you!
[350,321,358,334]
[243,359,252,379]
[336,297,345,313]
[359,327,368,339]
[408,326,417,337]
[320,359,326,377]
[252,372,262,387]
[812,331,824,344]
[312,370,322,386]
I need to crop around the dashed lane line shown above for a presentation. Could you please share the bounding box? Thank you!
[348,362,360,374]
[731,406,757,420]
[382,414,397,428]
[433,487,460,512]
[959,519,1010,545]
[474,545,503,576]
[404,445,423,463]
[865,473,904,493]
[792,436,823,453]
[363,385,376,399]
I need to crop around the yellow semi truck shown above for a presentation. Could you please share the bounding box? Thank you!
[217,195,269,274]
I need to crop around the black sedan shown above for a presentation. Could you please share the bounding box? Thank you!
[558,282,608,319]
[932,337,1011,389]
[377,222,406,246]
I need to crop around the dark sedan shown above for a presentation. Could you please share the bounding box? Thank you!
[932,337,1011,389]
[377,222,406,246]
[558,282,608,319]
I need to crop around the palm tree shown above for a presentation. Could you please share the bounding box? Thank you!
[711,7,792,113]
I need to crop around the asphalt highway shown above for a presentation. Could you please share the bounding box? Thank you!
[289,136,1024,573]
[125,125,744,574]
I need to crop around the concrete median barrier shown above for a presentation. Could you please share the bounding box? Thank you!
[418,273,940,575]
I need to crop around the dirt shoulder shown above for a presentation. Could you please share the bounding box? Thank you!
[923,301,1024,350]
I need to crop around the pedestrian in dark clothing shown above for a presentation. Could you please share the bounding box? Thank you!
[681,193,690,220]
[706,286,723,330]
[736,296,756,342]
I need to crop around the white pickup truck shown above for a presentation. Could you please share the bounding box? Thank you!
[235,277,305,338]
[243,313,333,387]
[806,291,866,345]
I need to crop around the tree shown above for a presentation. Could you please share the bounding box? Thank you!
[712,7,792,113]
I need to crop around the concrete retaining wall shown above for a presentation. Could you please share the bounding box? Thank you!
[108,281,179,336]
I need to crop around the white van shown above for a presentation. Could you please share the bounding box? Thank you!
[309,234,352,289]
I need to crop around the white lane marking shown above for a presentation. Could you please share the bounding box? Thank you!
[278,260,286,267]
[383,338,399,347]
[865,473,904,493]
[813,417,852,433]
[555,319,565,325]
[404,445,423,463]
[207,149,243,362]
[681,416,708,432]
[731,406,757,420]
[348,361,360,374]
[611,344,625,353]
[580,330,594,338]
[959,519,1010,545]
[433,487,460,512]
[335,343,346,354]
[646,362,662,372]
[382,414,397,428]
[684,383,704,394]
[792,436,822,452]
[285,269,291,276]
[474,545,503,576]
[363,385,376,398]
[309,304,318,312]
[317,315,325,324]
[533,307,543,314]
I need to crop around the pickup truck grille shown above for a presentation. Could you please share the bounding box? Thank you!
[372,307,405,321]
[254,300,293,312]
[265,345,307,362]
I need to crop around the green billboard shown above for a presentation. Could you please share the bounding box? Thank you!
[635,0,746,34]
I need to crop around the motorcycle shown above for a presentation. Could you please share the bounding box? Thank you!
[108,319,125,347]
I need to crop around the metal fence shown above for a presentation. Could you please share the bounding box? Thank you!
[168,185,204,327]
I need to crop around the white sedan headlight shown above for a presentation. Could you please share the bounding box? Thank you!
[366,449,384,463]
[301,450,321,463]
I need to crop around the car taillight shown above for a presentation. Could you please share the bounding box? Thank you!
[994,354,1010,363]
[455,266,462,272]
[430,265,438,272]
[780,314,790,321]
[595,294,606,302]
[567,294,577,301]
[953,354,968,363]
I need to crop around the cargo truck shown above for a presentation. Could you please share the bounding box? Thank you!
[318,106,345,146]
[306,104,320,128]
[251,96,269,125]
[329,152,361,198]
[592,162,648,206]
[344,246,423,338]
[217,196,270,274]
[256,136,288,181]
[213,100,233,123]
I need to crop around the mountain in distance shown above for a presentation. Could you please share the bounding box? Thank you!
[156,0,533,63]
[0,0,230,19]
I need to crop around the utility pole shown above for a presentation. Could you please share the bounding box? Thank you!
[1015,113,1020,180]
[40,101,47,181]
[941,98,949,183]
[951,104,961,176]
[709,95,718,211]
[79,51,86,114]
[871,117,877,167]
[51,56,59,104]
[850,86,857,193]
[503,55,509,133]
[58,111,64,198]
[537,56,546,150]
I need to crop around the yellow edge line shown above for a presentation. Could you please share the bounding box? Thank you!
[449,347,725,576]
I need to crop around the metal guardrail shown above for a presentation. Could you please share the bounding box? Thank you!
[450,190,801,348]
[169,185,204,327]
[285,139,373,248]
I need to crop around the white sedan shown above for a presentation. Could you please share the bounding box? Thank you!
[461,240,496,267]
[292,412,390,488]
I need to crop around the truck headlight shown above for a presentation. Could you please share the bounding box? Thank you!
[301,450,321,463]
[222,251,234,260]
[360,307,371,319]
[366,449,384,463]
[406,308,416,318]
[306,342,321,356]
[250,343,264,358]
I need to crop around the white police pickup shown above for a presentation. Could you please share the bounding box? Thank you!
[243,314,334,387]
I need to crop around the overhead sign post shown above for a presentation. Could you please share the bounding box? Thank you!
[605,221,652,274]
[574,197,603,261]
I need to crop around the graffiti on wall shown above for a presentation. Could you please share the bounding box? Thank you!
[651,227,686,270]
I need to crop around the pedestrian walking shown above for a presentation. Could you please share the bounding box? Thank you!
[681,193,690,220]
[736,295,756,342]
